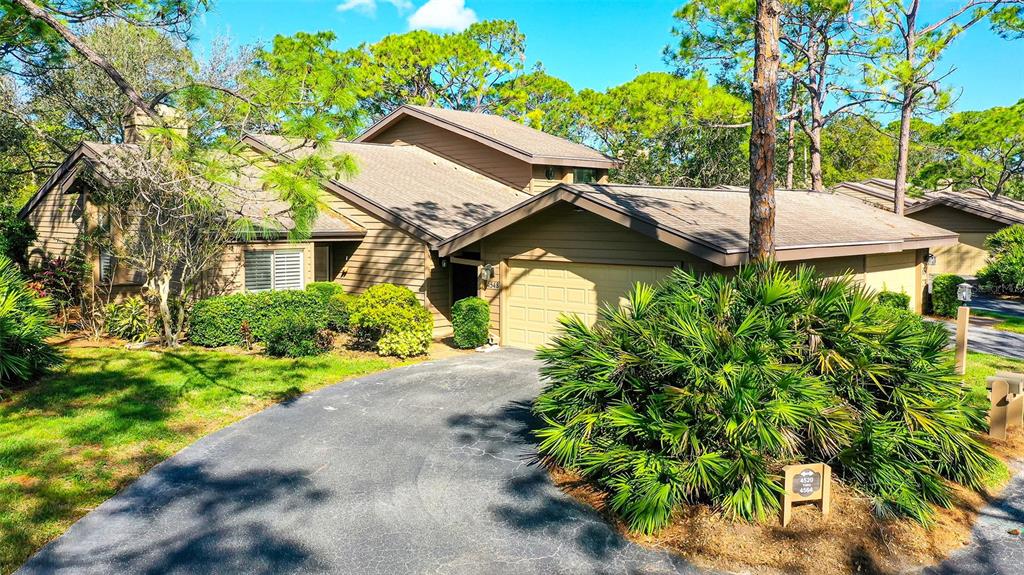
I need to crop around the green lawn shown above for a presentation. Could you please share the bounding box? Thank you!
[0,345,406,574]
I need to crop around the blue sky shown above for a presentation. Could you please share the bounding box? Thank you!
[193,0,1024,113]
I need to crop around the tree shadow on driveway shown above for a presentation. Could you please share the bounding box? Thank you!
[18,460,331,575]
[446,400,701,575]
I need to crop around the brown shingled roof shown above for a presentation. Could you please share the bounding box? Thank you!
[834,179,1024,226]
[19,141,365,240]
[438,183,958,265]
[356,105,616,168]
[248,135,529,241]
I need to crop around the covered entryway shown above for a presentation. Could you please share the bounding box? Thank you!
[503,260,673,349]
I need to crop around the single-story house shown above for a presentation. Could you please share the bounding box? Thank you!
[833,179,1024,276]
[22,105,957,349]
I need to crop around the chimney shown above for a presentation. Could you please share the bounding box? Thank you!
[122,104,187,144]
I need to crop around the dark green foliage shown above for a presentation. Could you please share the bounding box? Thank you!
[188,290,329,347]
[306,281,345,300]
[451,297,490,349]
[534,262,999,533]
[931,274,965,317]
[348,284,431,358]
[327,292,356,332]
[877,290,911,310]
[28,254,89,330]
[105,297,153,342]
[978,225,1024,295]
[0,255,61,392]
[0,204,36,271]
[263,312,334,358]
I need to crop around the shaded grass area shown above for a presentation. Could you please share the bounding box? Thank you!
[971,310,1024,335]
[0,346,404,574]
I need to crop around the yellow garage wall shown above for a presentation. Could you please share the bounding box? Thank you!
[504,260,672,348]
[478,202,715,343]
[909,205,1005,276]
[478,202,930,346]
[863,250,924,312]
[930,233,991,276]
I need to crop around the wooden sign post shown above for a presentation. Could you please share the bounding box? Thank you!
[955,306,970,376]
[781,463,831,527]
[988,372,1024,440]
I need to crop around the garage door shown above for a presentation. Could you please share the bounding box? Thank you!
[504,260,673,349]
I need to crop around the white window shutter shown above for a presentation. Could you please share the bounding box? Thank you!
[272,250,304,291]
[99,250,114,282]
[244,251,273,292]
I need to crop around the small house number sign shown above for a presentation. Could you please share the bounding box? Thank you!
[781,463,832,527]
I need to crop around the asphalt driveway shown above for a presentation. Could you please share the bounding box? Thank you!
[18,349,697,575]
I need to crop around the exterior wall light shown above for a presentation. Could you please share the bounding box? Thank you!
[957,282,973,303]
[480,264,495,282]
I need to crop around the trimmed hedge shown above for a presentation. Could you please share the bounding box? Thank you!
[327,292,356,332]
[452,297,490,349]
[189,290,330,347]
[264,312,334,357]
[931,274,965,317]
[877,290,911,310]
[348,284,432,358]
[306,281,345,300]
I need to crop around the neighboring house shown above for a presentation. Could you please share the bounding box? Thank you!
[834,179,1024,276]
[23,106,956,349]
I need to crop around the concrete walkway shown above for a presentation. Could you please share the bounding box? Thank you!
[17,350,699,575]
[927,461,1024,575]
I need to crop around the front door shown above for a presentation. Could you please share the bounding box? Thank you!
[451,263,479,304]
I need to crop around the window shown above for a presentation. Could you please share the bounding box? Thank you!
[573,168,598,184]
[99,250,115,283]
[245,249,304,292]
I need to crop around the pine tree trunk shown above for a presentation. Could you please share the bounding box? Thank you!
[748,0,782,262]
[893,89,914,216]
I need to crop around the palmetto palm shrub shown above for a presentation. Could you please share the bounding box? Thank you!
[0,255,62,393]
[534,262,999,534]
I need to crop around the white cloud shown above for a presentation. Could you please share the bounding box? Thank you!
[407,0,477,32]
[337,0,412,16]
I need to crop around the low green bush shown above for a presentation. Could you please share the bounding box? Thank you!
[534,262,999,533]
[452,297,489,349]
[327,292,356,332]
[263,312,334,358]
[931,274,965,317]
[306,281,345,300]
[877,290,911,310]
[978,225,1024,295]
[105,296,153,342]
[0,255,61,392]
[349,284,431,358]
[189,289,329,347]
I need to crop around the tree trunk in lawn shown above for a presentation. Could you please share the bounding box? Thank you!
[748,0,782,262]
[154,275,178,347]
[9,0,161,124]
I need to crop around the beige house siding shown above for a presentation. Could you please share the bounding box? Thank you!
[319,192,452,335]
[478,203,715,343]
[366,116,534,191]
[25,188,86,265]
[908,205,1004,276]
[476,202,929,347]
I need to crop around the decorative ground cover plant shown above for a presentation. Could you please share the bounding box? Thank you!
[533,262,1001,534]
